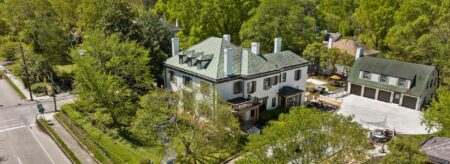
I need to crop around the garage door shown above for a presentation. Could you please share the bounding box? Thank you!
[363,87,376,99]
[402,95,417,109]
[350,84,362,95]
[377,90,391,103]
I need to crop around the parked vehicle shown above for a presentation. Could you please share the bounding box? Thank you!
[370,129,394,143]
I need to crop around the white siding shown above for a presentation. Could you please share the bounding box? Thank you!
[166,66,308,111]
[359,71,411,88]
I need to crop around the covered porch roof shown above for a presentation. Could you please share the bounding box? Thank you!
[278,86,303,97]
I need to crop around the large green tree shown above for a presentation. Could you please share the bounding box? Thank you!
[71,30,152,128]
[240,0,319,54]
[318,0,358,35]
[382,137,428,164]
[155,0,259,46]
[353,0,399,50]
[131,87,243,163]
[238,107,369,163]
[424,87,450,136]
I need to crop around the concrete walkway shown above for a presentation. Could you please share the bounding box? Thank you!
[0,64,36,100]
[40,113,97,164]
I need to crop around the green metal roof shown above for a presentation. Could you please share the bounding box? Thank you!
[348,57,436,97]
[164,37,309,81]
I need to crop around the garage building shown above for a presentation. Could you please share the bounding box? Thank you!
[347,57,438,110]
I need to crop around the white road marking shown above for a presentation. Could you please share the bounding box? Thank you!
[0,125,26,133]
[28,127,55,164]
[17,157,23,164]
[0,118,17,123]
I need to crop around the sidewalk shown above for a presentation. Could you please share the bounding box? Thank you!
[40,113,97,164]
[0,64,73,101]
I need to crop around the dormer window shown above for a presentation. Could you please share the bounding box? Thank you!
[362,71,370,79]
[187,58,192,66]
[398,78,406,87]
[197,61,202,70]
[379,75,388,83]
[179,56,183,64]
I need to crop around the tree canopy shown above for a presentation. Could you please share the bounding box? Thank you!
[239,0,319,53]
[238,106,370,163]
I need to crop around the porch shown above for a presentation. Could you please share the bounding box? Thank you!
[278,86,304,109]
[226,97,261,130]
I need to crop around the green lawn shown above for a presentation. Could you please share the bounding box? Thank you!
[58,104,164,163]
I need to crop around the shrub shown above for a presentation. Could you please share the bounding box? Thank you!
[0,42,17,61]
[258,107,286,126]
[31,82,49,95]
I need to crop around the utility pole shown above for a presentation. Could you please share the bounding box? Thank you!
[48,70,57,112]
[19,44,33,101]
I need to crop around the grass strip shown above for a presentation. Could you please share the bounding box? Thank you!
[54,112,113,164]
[0,71,26,99]
[37,118,81,164]
[59,104,163,163]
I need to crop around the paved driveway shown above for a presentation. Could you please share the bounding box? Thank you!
[337,94,435,134]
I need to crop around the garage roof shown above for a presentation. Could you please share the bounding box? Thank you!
[348,57,436,97]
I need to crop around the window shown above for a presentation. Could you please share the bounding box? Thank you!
[234,81,242,94]
[169,71,176,83]
[197,61,202,70]
[247,81,256,94]
[264,78,271,90]
[272,97,276,107]
[294,70,302,81]
[183,76,192,86]
[362,71,370,79]
[379,74,388,83]
[398,78,406,87]
[272,76,278,86]
[281,73,286,82]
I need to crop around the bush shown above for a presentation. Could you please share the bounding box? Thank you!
[31,82,49,95]
[258,107,286,126]
[54,64,75,90]
[0,42,18,61]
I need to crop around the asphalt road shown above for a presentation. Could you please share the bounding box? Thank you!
[0,79,73,164]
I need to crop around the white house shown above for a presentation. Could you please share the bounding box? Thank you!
[347,56,438,110]
[163,35,309,125]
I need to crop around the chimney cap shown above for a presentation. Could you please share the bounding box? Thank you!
[223,34,231,42]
